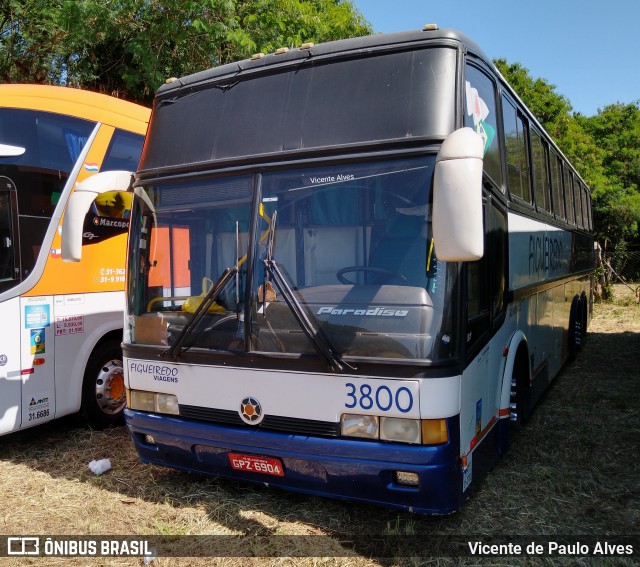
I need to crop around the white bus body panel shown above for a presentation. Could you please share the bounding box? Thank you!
[52,291,125,418]
[19,295,56,428]
[0,291,124,435]
[126,359,462,422]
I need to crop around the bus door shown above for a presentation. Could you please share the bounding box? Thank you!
[19,295,56,426]
[0,298,21,433]
[0,177,22,433]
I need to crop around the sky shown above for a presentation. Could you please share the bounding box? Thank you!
[351,0,639,117]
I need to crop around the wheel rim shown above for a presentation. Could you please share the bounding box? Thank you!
[95,358,126,415]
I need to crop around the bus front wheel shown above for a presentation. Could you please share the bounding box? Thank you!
[82,339,126,429]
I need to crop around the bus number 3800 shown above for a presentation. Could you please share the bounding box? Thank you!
[344,383,413,413]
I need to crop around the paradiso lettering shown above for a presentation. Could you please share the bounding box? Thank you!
[529,234,566,277]
[317,306,409,317]
[130,362,179,383]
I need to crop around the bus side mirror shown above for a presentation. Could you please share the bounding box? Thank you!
[432,127,484,261]
[61,170,133,262]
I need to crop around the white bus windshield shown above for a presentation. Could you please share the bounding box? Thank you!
[128,157,458,364]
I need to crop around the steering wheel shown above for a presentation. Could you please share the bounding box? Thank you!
[336,266,408,285]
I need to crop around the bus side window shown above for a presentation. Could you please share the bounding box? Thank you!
[550,151,565,220]
[564,170,575,224]
[0,183,17,285]
[464,63,502,188]
[502,97,530,204]
[488,201,507,320]
[101,129,145,173]
[466,199,490,348]
[466,198,506,352]
[531,129,550,212]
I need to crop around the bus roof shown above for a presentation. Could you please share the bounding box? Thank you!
[157,27,490,98]
[0,84,150,134]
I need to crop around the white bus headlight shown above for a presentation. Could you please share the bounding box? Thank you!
[156,393,179,415]
[380,417,421,444]
[128,390,179,415]
[341,414,379,439]
[129,390,155,412]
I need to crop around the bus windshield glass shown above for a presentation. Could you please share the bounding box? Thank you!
[0,108,96,280]
[128,157,458,363]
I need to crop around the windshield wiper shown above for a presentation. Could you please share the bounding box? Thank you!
[163,266,238,360]
[263,211,355,373]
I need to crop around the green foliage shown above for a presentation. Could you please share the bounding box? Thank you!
[0,0,371,104]
[232,0,371,58]
[59,0,238,101]
[578,104,640,251]
[0,0,66,83]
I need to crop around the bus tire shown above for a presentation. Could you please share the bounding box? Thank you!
[82,339,126,429]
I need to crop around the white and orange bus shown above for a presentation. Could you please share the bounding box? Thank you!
[0,85,149,434]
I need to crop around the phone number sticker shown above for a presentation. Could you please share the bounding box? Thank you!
[344,379,419,416]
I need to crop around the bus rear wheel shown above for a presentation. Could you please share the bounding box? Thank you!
[82,339,126,429]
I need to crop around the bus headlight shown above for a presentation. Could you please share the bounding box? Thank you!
[156,393,179,415]
[128,390,179,415]
[380,417,421,444]
[340,414,449,445]
[340,414,379,439]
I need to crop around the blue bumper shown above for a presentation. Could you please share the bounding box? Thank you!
[124,409,463,514]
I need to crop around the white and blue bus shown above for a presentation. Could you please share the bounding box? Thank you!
[63,27,594,513]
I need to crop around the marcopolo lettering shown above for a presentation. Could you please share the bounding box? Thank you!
[93,217,129,229]
[317,306,409,317]
[130,362,179,383]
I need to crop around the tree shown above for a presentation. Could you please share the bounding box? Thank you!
[0,0,66,83]
[579,103,640,254]
[0,0,371,104]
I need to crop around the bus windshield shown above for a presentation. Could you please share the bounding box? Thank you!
[0,108,96,283]
[128,157,458,363]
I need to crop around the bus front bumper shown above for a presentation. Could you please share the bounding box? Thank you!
[124,408,463,515]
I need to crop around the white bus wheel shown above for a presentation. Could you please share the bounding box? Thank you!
[82,339,125,429]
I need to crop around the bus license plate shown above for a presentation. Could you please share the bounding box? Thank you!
[228,453,284,477]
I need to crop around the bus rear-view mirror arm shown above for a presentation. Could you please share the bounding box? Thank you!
[432,127,484,262]
[61,170,134,262]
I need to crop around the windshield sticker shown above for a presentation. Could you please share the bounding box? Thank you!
[465,81,496,154]
[308,173,355,185]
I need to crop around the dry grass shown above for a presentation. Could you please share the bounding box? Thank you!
[0,285,638,566]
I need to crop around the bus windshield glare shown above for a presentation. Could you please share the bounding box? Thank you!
[128,157,458,363]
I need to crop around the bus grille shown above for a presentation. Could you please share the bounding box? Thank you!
[178,404,340,437]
